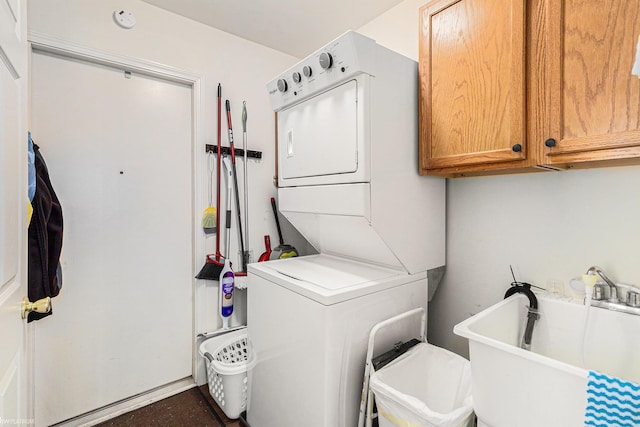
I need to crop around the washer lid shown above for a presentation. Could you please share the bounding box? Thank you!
[248,254,424,305]
[270,254,398,289]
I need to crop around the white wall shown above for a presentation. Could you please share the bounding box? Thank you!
[31,0,640,363]
[358,0,424,61]
[358,1,640,357]
[27,0,310,338]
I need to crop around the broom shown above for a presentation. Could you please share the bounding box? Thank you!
[201,150,217,234]
[196,83,225,280]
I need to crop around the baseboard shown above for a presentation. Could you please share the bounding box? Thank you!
[53,377,196,427]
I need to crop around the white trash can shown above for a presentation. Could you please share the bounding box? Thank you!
[369,343,474,427]
[199,328,256,419]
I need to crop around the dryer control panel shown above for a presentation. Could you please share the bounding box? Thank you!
[267,31,377,112]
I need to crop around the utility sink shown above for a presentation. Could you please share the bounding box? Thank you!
[454,293,640,427]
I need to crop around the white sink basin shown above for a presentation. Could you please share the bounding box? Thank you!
[454,293,640,427]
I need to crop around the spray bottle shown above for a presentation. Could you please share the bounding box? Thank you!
[219,258,234,329]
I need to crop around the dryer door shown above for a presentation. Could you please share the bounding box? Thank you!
[278,79,358,183]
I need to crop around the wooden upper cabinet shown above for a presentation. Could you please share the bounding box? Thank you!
[419,0,640,176]
[543,0,640,168]
[419,0,527,175]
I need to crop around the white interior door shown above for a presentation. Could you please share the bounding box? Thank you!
[0,0,30,424]
[31,51,193,426]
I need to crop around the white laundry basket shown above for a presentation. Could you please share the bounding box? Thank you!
[199,328,256,419]
[369,343,474,427]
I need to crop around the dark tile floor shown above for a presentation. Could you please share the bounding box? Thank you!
[96,385,243,427]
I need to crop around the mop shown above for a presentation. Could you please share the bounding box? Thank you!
[236,101,250,289]
[241,101,251,269]
[196,84,225,280]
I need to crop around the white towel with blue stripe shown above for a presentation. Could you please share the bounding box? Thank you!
[585,371,640,427]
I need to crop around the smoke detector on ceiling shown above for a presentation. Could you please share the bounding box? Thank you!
[113,9,136,29]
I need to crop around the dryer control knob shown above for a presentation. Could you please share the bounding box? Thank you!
[303,65,312,78]
[292,72,302,84]
[277,78,288,93]
[319,52,333,70]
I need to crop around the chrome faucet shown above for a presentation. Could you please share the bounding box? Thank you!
[586,266,618,303]
[584,266,640,316]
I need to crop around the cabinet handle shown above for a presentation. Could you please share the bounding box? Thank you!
[512,144,522,152]
[544,138,556,148]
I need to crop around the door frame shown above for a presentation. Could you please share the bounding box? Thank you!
[28,31,206,424]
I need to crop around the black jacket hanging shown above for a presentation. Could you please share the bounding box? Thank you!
[28,143,63,322]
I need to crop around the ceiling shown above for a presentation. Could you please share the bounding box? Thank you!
[141,0,405,58]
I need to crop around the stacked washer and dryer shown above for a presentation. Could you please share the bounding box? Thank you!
[247,31,445,427]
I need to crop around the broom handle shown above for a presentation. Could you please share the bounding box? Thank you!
[226,100,246,271]
[271,197,285,245]
[242,102,249,264]
[215,84,222,260]
[221,156,233,257]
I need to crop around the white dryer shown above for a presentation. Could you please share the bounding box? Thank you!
[247,31,445,427]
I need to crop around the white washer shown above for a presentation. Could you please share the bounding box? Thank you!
[247,254,427,427]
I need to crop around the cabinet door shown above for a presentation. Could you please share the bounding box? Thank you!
[544,0,640,166]
[419,0,526,173]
